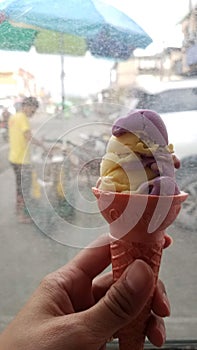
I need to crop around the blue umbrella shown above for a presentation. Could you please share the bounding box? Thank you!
[0,0,152,59]
[0,0,152,108]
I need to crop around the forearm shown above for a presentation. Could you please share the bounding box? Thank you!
[31,136,46,150]
[24,130,46,150]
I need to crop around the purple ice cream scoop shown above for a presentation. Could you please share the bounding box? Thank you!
[112,109,180,195]
[112,109,168,145]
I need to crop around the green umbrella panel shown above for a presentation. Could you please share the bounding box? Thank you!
[0,21,87,109]
[0,20,37,51]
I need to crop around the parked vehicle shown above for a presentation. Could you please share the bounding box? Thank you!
[134,79,197,231]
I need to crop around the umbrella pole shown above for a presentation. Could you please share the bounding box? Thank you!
[60,54,65,111]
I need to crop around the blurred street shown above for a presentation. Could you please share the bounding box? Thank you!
[0,110,197,342]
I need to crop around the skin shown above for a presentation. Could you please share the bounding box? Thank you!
[0,235,171,350]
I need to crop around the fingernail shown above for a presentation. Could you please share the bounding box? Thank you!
[125,260,154,294]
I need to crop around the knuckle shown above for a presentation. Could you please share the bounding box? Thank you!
[39,272,61,293]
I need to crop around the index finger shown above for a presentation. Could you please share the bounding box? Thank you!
[58,234,111,281]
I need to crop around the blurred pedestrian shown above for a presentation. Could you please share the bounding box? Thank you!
[8,96,46,223]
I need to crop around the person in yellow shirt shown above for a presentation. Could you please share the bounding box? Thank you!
[8,97,46,223]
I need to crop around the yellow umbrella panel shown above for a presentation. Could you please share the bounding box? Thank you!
[35,30,87,56]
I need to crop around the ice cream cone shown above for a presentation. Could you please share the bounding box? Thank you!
[92,187,188,350]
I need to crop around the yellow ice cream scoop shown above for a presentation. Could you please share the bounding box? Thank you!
[99,109,179,195]
[100,133,159,192]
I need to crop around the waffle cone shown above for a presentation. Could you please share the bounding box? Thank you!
[92,188,188,350]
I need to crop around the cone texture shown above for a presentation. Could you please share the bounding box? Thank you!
[111,237,163,350]
[92,187,188,350]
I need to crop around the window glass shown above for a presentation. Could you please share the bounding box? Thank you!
[0,1,197,348]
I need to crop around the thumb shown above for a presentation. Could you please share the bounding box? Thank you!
[86,259,154,340]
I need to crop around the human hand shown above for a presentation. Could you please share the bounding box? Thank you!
[0,235,170,350]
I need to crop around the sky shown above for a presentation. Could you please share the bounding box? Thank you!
[106,0,197,54]
[0,49,114,100]
[0,0,196,99]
